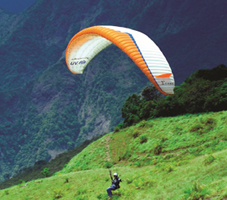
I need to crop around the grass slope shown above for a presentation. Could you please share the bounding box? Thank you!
[0,135,103,190]
[1,110,227,199]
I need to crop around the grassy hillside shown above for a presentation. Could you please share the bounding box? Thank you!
[1,110,227,199]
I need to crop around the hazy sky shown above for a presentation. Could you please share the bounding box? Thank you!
[0,0,37,13]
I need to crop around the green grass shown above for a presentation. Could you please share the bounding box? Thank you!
[0,135,103,190]
[1,110,227,199]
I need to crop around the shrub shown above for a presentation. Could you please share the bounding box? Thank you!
[18,179,25,187]
[139,120,147,127]
[183,183,209,199]
[104,176,109,182]
[204,117,216,125]
[139,135,148,144]
[152,158,158,165]
[161,136,168,142]
[175,125,183,133]
[154,144,162,155]
[64,177,69,183]
[219,192,227,199]
[189,124,204,133]
[164,164,175,173]
[114,126,120,133]
[4,190,9,195]
[19,179,25,184]
[129,154,139,162]
[133,161,141,167]
[204,117,217,131]
[203,154,215,165]
[41,167,50,177]
[53,188,64,199]
[104,162,113,168]
[132,129,140,138]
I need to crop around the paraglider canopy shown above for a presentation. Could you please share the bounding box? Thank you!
[65,25,175,95]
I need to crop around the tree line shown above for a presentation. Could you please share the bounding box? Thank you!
[119,64,227,128]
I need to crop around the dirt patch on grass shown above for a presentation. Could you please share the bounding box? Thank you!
[105,135,111,162]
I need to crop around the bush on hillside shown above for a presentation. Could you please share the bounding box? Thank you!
[153,144,162,155]
[132,128,141,138]
[203,154,215,165]
[139,135,148,144]
[41,168,49,177]
[53,188,64,199]
[183,183,210,199]
[121,64,227,127]
[114,126,120,132]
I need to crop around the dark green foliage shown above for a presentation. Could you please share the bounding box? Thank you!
[139,135,148,144]
[19,179,26,186]
[41,168,50,177]
[161,136,168,143]
[184,183,210,199]
[132,129,140,138]
[121,94,143,126]
[190,117,216,134]
[154,144,162,155]
[141,85,161,101]
[121,65,227,127]
[189,124,204,133]
[189,64,227,82]
[121,86,159,127]
[133,161,142,167]
[114,126,120,133]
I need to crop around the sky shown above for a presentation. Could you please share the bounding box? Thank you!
[0,0,37,13]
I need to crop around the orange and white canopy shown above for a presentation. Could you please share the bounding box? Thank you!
[65,25,175,95]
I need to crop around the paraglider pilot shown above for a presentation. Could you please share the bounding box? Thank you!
[106,171,122,199]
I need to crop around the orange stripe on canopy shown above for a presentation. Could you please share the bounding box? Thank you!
[66,26,170,95]
[155,73,172,78]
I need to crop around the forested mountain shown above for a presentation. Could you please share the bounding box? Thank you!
[0,0,227,181]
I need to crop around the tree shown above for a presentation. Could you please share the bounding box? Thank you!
[141,85,161,101]
[41,168,49,177]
